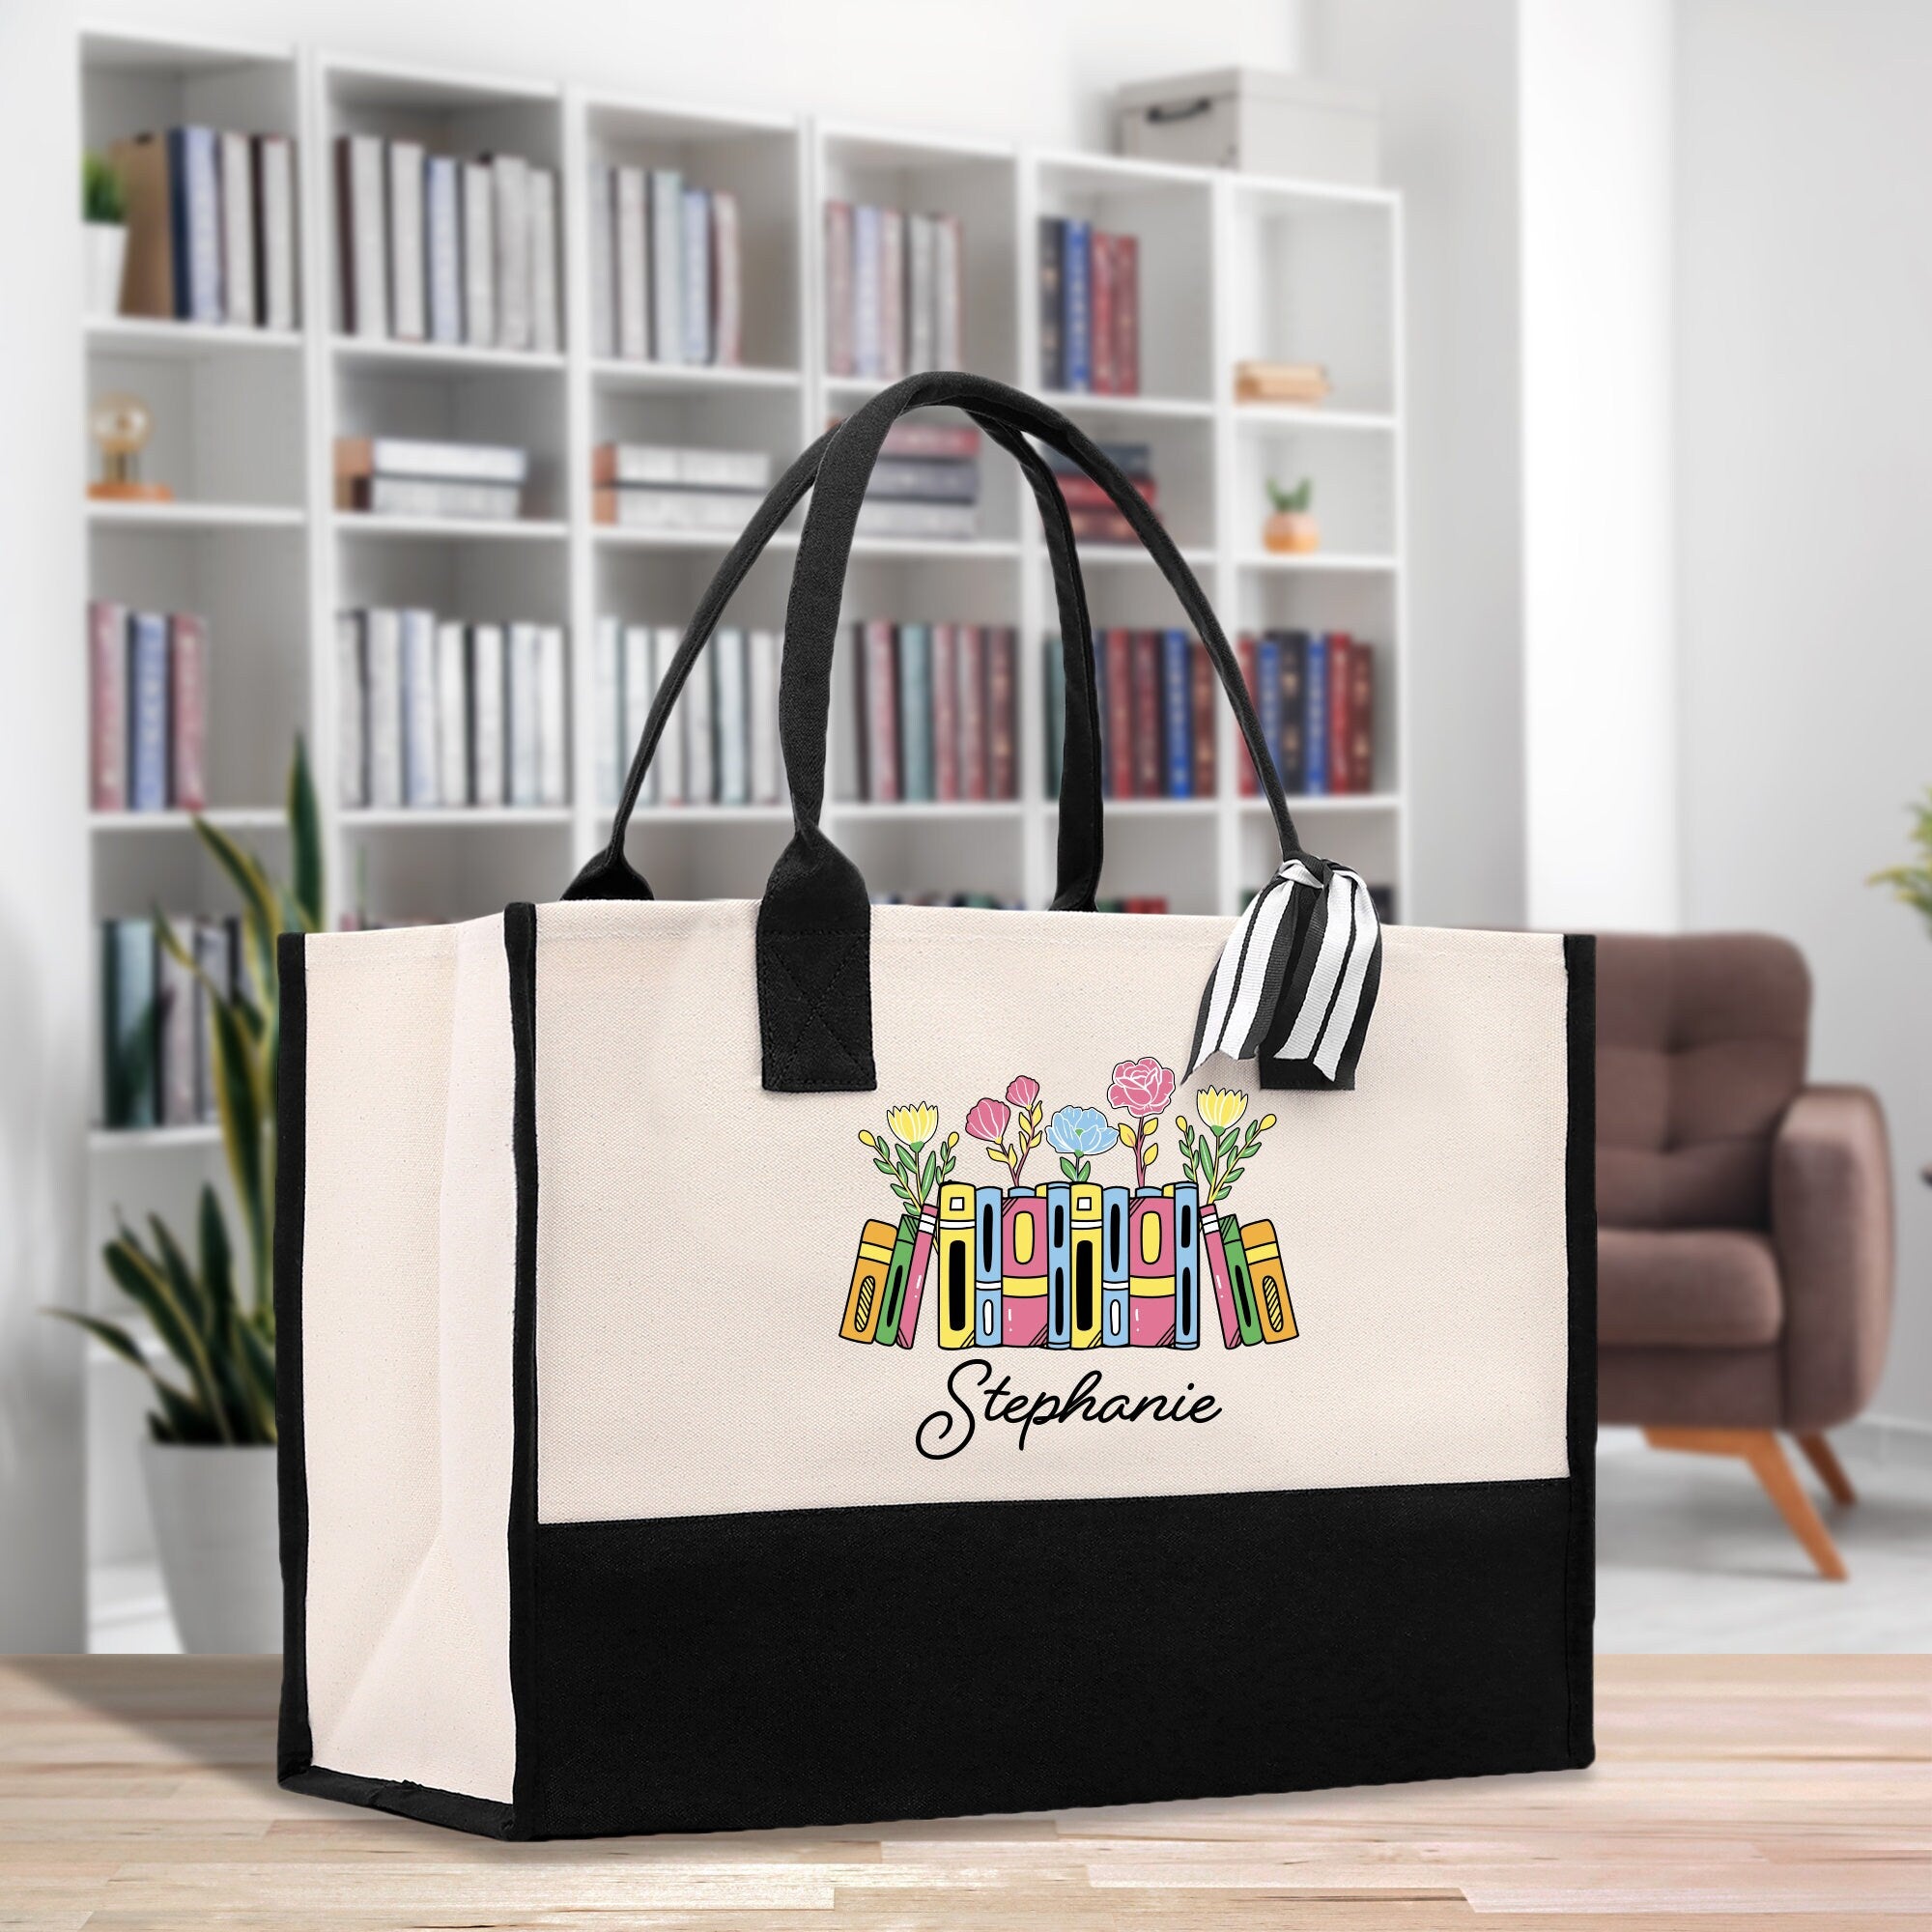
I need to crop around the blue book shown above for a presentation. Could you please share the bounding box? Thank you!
[1305,633,1330,795]
[975,1186,1004,1348]
[128,611,170,810]
[1101,1184,1130,1347]
[896,624,934,802]
[1045,1181,1072,1348]
[1255,632,1284,793]
[1278,631,1308,793]
[1161,629,1193,798]
[1061,218,1092,392]
[1170,1181,1201,1350]
[168,127,222,323]
[681,186,711,364]
[105,918,157,1128]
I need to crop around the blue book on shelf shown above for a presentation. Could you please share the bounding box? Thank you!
[1161,628,1193,798]
[1255,632,1284,795]
[1304,633,1330,795]
[1169,1181,1201,1350]
[1278,630,1308,793]
[1061,217,1092,392]
[128,611,170,810]
[975,1186,1004,1347]
[681,186,711,364]
[1045,1180,1072,1348]
[1101,1184,1130,1347]
[105,918,157,1128]
[896,623,934,802]
[167,127,222,323]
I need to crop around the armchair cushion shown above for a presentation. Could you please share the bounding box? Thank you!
[1598,1227,1783,1348]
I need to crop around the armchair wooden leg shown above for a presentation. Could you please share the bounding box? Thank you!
[1643,1427,1849,1580]
[1797,1431,1858,1505]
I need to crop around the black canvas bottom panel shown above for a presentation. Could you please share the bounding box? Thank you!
[282,1765,517,1838]
[530,1477,1587,1840]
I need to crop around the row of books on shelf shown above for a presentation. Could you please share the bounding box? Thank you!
[99,915,236,1129]
[108,128,298,329]
[1237,630,1378,796]
[1038,217,1140,395]
[333,436,529,521]
[1043,630,1215,802]
[823,201,964,382]
[852,622,1021,804]
[1049,440,1158,546]
[585,166,741,366]
[335,611,567,810]
[591,619,784,810]
[336,135,559,352]
[88,604,206,812]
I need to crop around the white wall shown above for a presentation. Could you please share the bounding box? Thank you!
[1676,0,1932,1430]
[1520,0,1678,933]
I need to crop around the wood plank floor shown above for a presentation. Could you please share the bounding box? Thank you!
[2,1656,1928,1927]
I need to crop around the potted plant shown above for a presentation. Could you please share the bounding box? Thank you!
[82,151,128,319]
[53,744,322,1652]
[1263,476,1320,554]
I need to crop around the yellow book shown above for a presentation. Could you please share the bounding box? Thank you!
[840,1218,900,1344]
[937,1181,978,1350]
[1240,1218,1297,1343]
[1068,1181,1103,1349]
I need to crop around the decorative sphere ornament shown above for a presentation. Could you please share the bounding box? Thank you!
[88,389,171,501]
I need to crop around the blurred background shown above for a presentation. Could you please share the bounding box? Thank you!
[0,0,1926,1654]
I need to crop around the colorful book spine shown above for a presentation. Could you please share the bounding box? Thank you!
[824,200,855,377]
[1001,1191,1049,1347]
[937,1181,977,1350]
[1220,1213,1264,1348]
[167,614,208,812]
[1256,632,1284,792]
[1128,1188,1177,1347]
[896,623,934,802]
[1201,1202,1243,1350]
[1062,217,1092,392]
[1190,643,1217,799]
[1045,1180,1073,1349]
[1160,628,1192,798]
[89,602,128,811]
[1101,1184,1130,1346]
[871,1211,920,1349]
[878,208,906,380]
[1167,1182,1201,1350]
[1069,1182,1103,1350]
[1115,235,1140,395]
[930,623,959,802]
[974,1185,1004,1347]
[958,624,987,801]
[895,1197,939,1349]
[1304,633,1330,795]
[1091,231,1116,394]
[1279,631,1308,793]
[987,628,1017,800]
[840,1217,900,1344]
[1327,632,1353,792]
[1104,629,1134,799]
[1236,634,1260,797]
[1241,1219,1297,1342]
[1038,217,1064,388]
[1131,631,1162,799]
[1350,641,1375,795]
[128,611,170,811]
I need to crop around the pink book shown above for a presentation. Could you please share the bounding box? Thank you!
[1091,233,1117,396]
[824,201,855,376]
[930,622,960,801]
[861,619,899,802]
[895,1199,938,1349]
[1105,629,1135,800]
[710,190,742,367]
[1200,1204,1242,1350]
[168,614,209,811]
[878,209,906,381]
[1001,1192,1050,1348]
[89,600,128,810]
[1236,634,1261,797]
[1114,235,1140,396]
[957,624,987,801]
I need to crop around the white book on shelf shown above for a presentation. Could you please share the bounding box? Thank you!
[587,164,616,360]
[218,130,256,327]
[684,629,715,805]
[852,203,882,379]
[425,155,463,345]
[335,611,366,807]
[436,618,470,806]
[469,623,507,806]
[648,169,683,363]
[934,213,964,367]
[622,623,656,806]
[400,608,440,806]
[493,155,532,352]
[386,140,427,341]
[714,625,749,806]
[528,166,561,354]
[593,615,621,810]
[365,609,405,809]
[614,166,648,360]
[750,628,781,805]
[711,189,742,367]
[254,135,298,331]
[878,208,905,381]
[652,625,685,805]
[506,620,542,806]
[337,134,388,338]
[461,160,496,348]
[537,624,568,808]
[906,213,935,374]
[680,185,710,364]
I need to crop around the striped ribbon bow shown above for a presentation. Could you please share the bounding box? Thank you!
[1185,857,1383,1090]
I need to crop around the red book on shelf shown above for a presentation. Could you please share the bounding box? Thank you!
[824,201,855,378]
[957,624,988,801]
[1091,233,1117,395]
[860,618,900,802]
[870,420,982,460]
[1104,629,1135,800]
[89,600,128,811]
[986,627,1017,800]
[1067,507,1141,545]
[1327,632,1353,794]
[931,622,960,802]
[1236,634,1261,796]
[1190,643,1217,799]
[1350,640,1376,794]
[1130,630,1162,799]
[1114,235,1140,396]
[169,613,209,811]
[1055,473,1158,513]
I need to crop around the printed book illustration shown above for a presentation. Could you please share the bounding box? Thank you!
[839,1060,1296,1351]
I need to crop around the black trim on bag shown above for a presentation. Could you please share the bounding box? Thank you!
[273,931,310,1782]
[1562,933,1598,1768]
[283,1765,517,1838]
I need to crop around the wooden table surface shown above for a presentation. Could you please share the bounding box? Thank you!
[3,1655,1929,1928]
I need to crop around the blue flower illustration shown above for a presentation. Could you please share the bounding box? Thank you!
[1045,1103,1111,1182]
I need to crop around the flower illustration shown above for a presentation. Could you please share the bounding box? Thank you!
[1046,1103,1112,1182]
[968,1074,1043,1179]
[886,1102,938,1150]
[1175,1088,1278,1208]
[1197,1087,1248,1130]
[1108,1055,1176,1188]
[864,1107,954,1215]
[1007,1074,1040,1110]
[964,1096,1010,1145]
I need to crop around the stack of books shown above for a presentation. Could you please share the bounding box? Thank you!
[849,418,980,543]
[823,202,964,380]
[334,135,559,351]
[1044,630,1218,802]
[1234,359,1332,405]
[1237,630,1378,796]
[1038,217,1140,395]
[591,441,770,533]
[851,621,1019,804]
[88,603,208,813]
[585,167,741,366]
[335,610,568,810]
[99,915,238,1129]
[109,127,298,328]
[1049,441,1157,546]
[334,436,528,522]
[591,619,784,810]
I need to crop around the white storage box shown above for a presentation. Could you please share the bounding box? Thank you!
[1117,69,1379,185]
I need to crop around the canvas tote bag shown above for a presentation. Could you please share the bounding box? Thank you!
[275,372,1595,1841]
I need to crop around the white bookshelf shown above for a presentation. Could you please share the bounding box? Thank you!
[75,24,1407,1637]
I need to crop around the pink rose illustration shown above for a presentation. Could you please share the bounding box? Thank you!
[1108,1057,1176,1120]
[964,1096,1010,1144]
[1006,1074,1040,1109]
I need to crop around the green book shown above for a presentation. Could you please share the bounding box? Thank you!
[872,1211,920,1348]
[1220,1216,1264,1349]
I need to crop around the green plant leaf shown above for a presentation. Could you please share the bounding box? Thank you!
[288,735,325,932]
[192,816,283,1010]
[102,1231,230,1440]
[237,1317,278,1441]
[208,994,269,1305]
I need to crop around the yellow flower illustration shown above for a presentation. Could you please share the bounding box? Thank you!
[1197,1087,1248,1129]
[886,1102,938,1149]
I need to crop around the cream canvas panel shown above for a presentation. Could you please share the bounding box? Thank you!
[533,901,1575,1523]
[300,919,518,1804]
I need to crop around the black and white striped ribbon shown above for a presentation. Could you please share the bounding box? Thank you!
[1185,857,1383,1090]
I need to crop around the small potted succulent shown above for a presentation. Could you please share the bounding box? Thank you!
[82,151,128,319]
[1263,476,1320,554]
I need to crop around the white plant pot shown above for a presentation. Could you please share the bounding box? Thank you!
[140,1440,281,1654]
[83,221,128,318]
